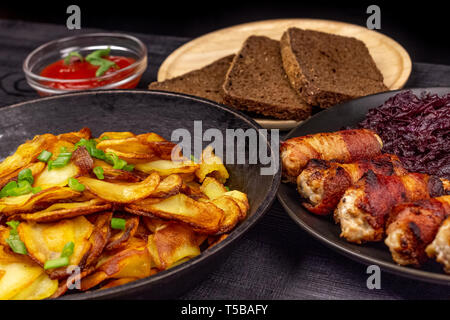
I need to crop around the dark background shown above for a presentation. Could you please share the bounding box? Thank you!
[0,1,449,65]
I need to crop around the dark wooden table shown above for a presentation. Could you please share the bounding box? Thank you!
[0,19,449,299]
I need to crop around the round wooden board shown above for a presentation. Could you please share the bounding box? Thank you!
[158,19,412,129]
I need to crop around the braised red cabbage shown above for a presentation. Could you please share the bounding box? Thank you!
[358,91,450,179]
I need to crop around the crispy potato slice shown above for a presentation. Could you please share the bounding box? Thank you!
[77,172,160,203]
[0,162,46,190]
[126,193,223,234]
[211,196,242,233]
[81,237,151,291]
[18,216,94,277]
[57,127,92,144]
[0,134,57,179]
[34,162,80,189]
[149,174,183,198]
[147,223,200,270]
[142,217,169,233]
[136,133,178,160]
[98,132,135,140]
[106,215,139,251]
[181,181,208,201]
[97,137,150,155]
[136,133,167,143]
[48,140,75,159]
[15,199,111,223]
[0,261,44,299]
[135,160,199,176]
[0,245,46,300]
[200,177,228,200]
[92,159,142,183]
[96,137,159,163]
[0,187,81,215]
[195,147,229,183]
[85,212,112,267]
[11,272,58,300]
[224,190,249,221]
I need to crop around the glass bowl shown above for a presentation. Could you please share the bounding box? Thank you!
[23,33,148,96]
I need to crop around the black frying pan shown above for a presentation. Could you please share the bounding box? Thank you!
[0,90,281,299]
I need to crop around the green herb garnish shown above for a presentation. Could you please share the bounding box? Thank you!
[68,178,85,192]
[0,172,36,198]
[93,166,104,180]
[44,241,74,270]
[111,218,126,230]
[18,168,34,185]
[37,150,52,163]
[5,221,27,255]
[48,150,72,170]
[85,48,118,77]
[64,51,84,65]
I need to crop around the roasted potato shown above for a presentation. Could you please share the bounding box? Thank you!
[0,129,249,299]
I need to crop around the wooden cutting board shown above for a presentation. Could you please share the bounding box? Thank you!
[157,19,412,129]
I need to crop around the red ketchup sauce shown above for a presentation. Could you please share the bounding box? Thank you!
[39,56,140,91]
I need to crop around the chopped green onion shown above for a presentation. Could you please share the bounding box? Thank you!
[75,139,106,160]
[68,178,85,192]
[44,257,69,270]
[31,187,42,194]
[225,186,230,191]
[6,221,20,233]
[18,168,33,185]
[44,240,74,270]
[10,181,32,197]
[6,238,27,255]
[122,164,134,172]
[74,138,88,148]
[0,180,34,198]
[0,181,17,198]
[99,135,110,141]
[114,159,127,170]
[37,150,52,162]
[93,166,104,180]
[48,151,72,170]
[60,241,75,258]
[64,51,83,65]
[105,152,118,164]
[75,138,131,171]
[105,152,128,170]
[5,221,27,255]
[111,218,126,230]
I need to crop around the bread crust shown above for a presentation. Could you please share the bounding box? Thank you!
[280,28,388,108]
[222,35,311,121]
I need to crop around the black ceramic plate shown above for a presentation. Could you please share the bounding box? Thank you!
[278,87,450,285]
[0,90,280,299]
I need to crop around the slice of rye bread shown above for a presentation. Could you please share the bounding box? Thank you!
[149,54,234,104]
[222,36,311,121]
[280,28,388,108]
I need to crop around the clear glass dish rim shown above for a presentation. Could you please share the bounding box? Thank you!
[23,32,148,84]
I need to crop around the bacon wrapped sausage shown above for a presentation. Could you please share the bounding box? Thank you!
[385,195,450,266]
[297,154,406,215]
[281,129,383,182]
[334,171,449,244]
[426,214,450,274]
